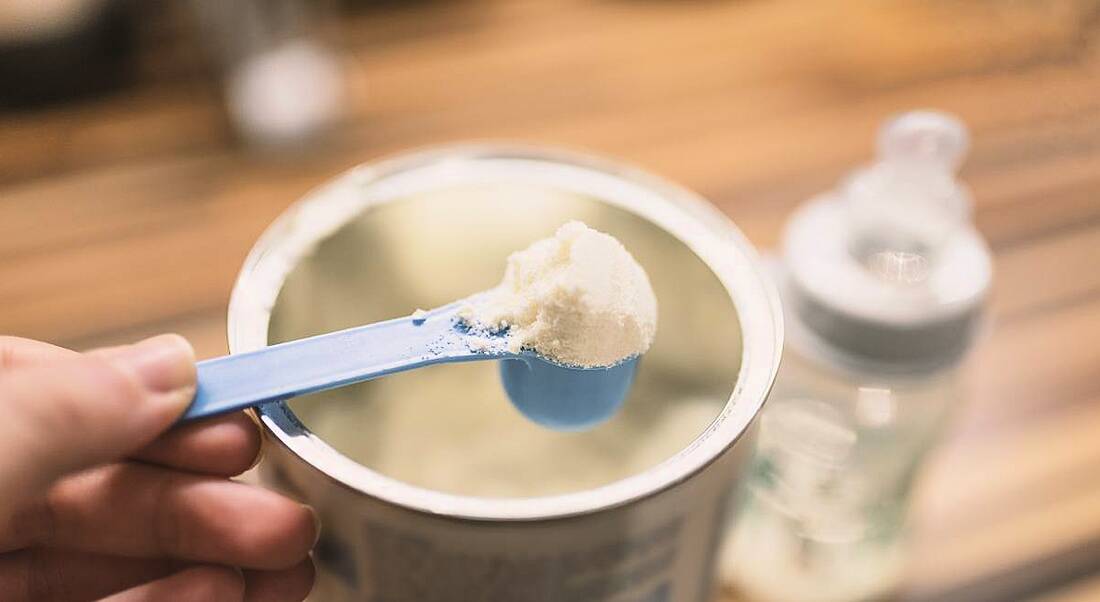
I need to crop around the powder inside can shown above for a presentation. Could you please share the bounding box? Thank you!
[277,189,743,499]
[460,221,658,367]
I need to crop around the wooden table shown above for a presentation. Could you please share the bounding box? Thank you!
[2,1,1099,600]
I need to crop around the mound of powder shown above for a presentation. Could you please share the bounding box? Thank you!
[460,221,658,367]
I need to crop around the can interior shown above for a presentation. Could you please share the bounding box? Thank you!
[269,179,743,498]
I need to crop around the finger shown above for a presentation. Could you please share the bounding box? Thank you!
[0,336,75,369]
[244,558,316,602]
[99,565,244,602]
[0,548,178,602]
[12,463,317,570]
[0,335,196,508]
[134,412,262,476]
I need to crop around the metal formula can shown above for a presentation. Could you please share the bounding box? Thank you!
[228,145,783,602]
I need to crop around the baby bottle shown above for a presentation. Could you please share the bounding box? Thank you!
[723,111,994,601]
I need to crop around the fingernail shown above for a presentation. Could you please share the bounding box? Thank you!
[244,409,265,471]
[106,334,196,394]
[306,505,322,548]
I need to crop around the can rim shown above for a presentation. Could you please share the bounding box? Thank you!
[230,143,783,521]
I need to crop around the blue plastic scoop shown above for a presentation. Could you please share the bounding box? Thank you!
[182,303,639,431]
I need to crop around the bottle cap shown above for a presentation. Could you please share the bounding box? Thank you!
[782,111,992,372]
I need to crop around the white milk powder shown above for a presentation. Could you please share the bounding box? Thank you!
[460,221,658,367]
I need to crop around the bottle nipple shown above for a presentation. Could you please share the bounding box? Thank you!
[842,111,972,284]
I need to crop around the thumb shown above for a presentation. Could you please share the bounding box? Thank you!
[0,334,196,503]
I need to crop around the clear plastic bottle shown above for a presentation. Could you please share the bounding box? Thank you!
[722,112,993,601]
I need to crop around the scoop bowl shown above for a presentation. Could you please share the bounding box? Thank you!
[500,353,640,430]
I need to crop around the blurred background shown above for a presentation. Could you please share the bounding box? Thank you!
[1,1,1099,601]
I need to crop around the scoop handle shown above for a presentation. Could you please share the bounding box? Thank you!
[181,304,478,422]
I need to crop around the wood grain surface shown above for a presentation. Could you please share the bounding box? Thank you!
[1,1,1099,600]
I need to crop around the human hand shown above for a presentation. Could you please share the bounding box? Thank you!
[0,335,317,601]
